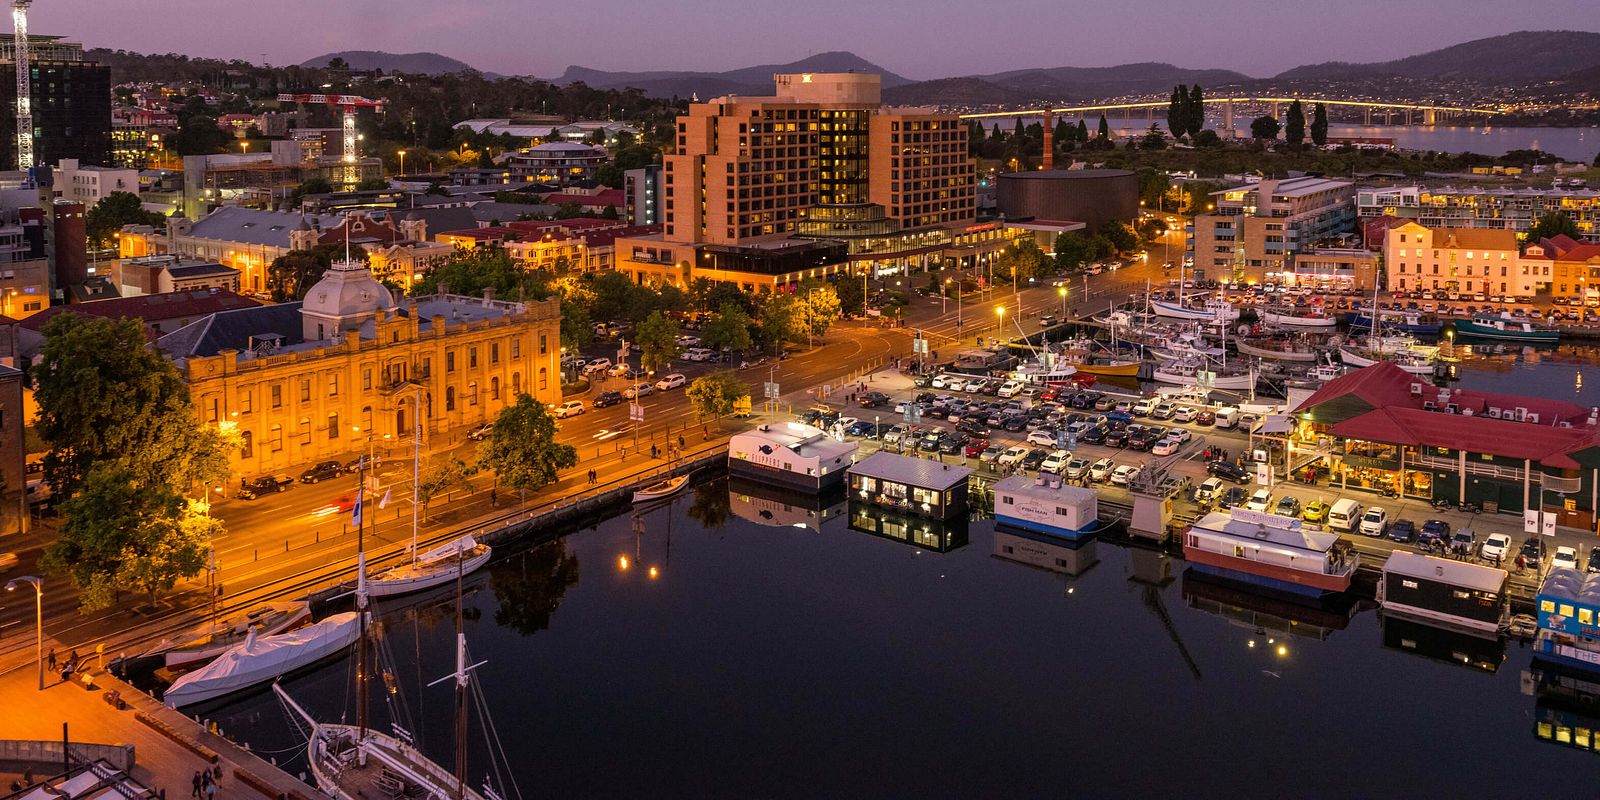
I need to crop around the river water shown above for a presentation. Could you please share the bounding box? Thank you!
[1083,121,1600,162]
[195,465,1595,798]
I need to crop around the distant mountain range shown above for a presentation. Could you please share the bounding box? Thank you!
[300,50,483,76]
[1273,30,1600,83]
[555,51,910,98]
[293,30,1600,106]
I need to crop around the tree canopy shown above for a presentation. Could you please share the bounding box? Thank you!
[1526,211,1580,245]
[1250,115,1281,141]
[1310,103,1329,147]
[1285,100,1306,147]
[685,372,750,420]
[635,310,681,374]
[86,192,165,248]
[410,245,550,301]
[476,394,577,492]
[267,242,369,302]
[699,303,753,354]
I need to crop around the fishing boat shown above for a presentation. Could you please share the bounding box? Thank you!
[1260,305,1337,328]
[1234,334,1326,363]
[161,612,362,708]
[1345,310,1443,336]
[146,601,311,669]
[634,474,689,503]
[1151,357,1256,390]
[368,535,492,598]
[1054,337,1140,377]
[1453,313,1560,343]
[1182,508,1358,597]
[1339,338,1437,375]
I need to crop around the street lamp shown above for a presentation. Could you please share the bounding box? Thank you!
[1058,285,1068,319]
[995,305,1006,343]
[397,149,407,176]
[241,140,249,156]
[6,576,43,690]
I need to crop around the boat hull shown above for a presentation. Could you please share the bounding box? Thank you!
[634,475,688,503]
[155,602,311,669]
[1151,300,1239,322]
[1452,321,1560,343]
[1345,312,1443,335]
[1183,546,1352,596]
[368,546,493,598]
[996,514,1099,541]
[309,725,488,800]
[1061,359,1141,377]
[162,612,362,708]
[1338,347,1434,375]
[729,458,844,492]
[1152,367,1255,390]
[1262,311,1337,328]
[1234,339,1320,362]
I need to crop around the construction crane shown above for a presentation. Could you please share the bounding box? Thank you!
[12,0,32,171]
[275,93,384,187]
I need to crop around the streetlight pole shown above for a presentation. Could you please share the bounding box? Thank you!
[398,149,407,177]
[7,576,43,690]
[995,305,1005,345]
[1059,286,1068,319]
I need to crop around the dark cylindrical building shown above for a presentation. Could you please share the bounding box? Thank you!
[996,169,1139,230]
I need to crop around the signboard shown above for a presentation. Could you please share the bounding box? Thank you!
[1541,512,1557,537]
[1254,463,1273,486]
[913,336,929,355]
[1524,510,1540,534]
[1228,507,1303,531]
[903,405,922,424]
[1059,429,1076,451]
[629,403,644,422]
[763,381,780,400]
[1197,370,1216,390]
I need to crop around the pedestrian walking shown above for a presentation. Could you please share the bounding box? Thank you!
[47,649,55,670]
[490,488,497,506]
[191,772,201,798]
[678,434,686,450]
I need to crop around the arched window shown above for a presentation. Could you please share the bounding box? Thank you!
[512,372,522,395]
[240,431,254,460]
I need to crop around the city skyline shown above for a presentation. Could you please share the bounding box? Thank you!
[38,0,1600,81]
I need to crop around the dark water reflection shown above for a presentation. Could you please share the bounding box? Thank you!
[203,480,1597,799]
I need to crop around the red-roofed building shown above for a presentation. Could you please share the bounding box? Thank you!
[435,227,516,249]
[542,189,625,213]
[1292,363,1600,528]
[18,287,262,343]
[502,224,662,273]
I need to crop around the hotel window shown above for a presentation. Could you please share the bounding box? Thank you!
[491,343,500,364]
[538,367,549,391]
[537,335,545,356]
[513,372,522,394]
[468,381,478,406]
[447,350,456,372]
[328,412,339,439]
[299,417,312,446]
[328,374,339,397]
[491,376,500,400]
[362,369,372,390]
[469,347,478,369]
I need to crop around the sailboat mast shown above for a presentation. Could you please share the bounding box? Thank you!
[356,463,370,742]
[453,552,468,800]
[413,386,422,561]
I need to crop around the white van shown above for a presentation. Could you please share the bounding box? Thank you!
[1214,407,1241,429]
[1327,498,1363,533]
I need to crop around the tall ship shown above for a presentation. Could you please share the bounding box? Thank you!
[1453,312,1560,344]
[1181,508,1357,596]
[729,422,858,492]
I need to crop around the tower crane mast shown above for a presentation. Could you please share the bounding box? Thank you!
[275,93,384,187]
[12,0,32,171]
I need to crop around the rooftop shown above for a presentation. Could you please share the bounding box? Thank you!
[1383,551,1507,593]
[737,422,858,462]
[848,451,972,490]
[1540,568,1600,608]
[185,207,342,248]
[1192,509,1342,554]
[21,287,260,331]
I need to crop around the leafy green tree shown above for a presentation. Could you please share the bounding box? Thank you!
[1310,103,1329,147]
[417,456,477,507]
[757,292,806,349]
[701,281,756,316]
[799,283,842,337]
[699,303,753,353]
[997,238,1049,283]
[594,162,624,188]
[355,178,389,191]
[410,245,549,301]
[268,243,369,302]
[1525,211,1580,244]
[1097,114,1110,141]
[1099,221,1138,255]
[1139,124,1167,150]
[1250,115,1281,141]
[1076,120,1089,141]
[86,192,164,249]
[1053,231,1094,272]
[42,469,211,612]
[635,310,680,373]
[834,275,866,317]
[167,115,231,155]
[991,123,1003,141]
[1285,100,1306,147]
[685,372,750,421]
[288,177,335,206]
[1195,129,1223,148]
[476,394,577,493]
[33,314,229,499]
[559,300,593,350]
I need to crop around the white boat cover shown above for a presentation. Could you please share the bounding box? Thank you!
[163,612,361,707]
[418,535,480,565]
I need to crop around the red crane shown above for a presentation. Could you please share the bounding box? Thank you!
[276,93,385,185]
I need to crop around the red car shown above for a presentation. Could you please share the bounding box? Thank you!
[964,438,990,458]
[1195,409,1216,425]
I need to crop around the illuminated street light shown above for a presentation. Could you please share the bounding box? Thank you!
[6,576,43,690]
[1058,285,1068,318]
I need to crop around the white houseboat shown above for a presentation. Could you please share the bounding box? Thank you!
[993,474,1103,541]
[1182,508,1357,596]
[729,422,858,492]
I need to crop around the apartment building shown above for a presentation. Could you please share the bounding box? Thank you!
[1357,185,1600,243]
[1381,222,1536,297]
[55,159,139,205]
[1188,177,1356,284]
[1522,235,1600,304]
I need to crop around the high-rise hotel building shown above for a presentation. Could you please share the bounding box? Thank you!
[616,73,1007,293]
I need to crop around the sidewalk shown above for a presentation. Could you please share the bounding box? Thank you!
[0,667,324,799]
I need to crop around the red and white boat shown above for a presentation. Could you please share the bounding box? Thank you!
[1182,508,1357,596]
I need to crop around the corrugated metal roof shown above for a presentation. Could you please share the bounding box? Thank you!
[848,451,971,490]
[1540,568,1600,607]
[1383,551,1506,593]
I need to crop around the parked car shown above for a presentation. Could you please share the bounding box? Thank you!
[1110,464,1141,486]
[582,358,612,374]
[1026,429,1059,447]
[1450,529,1476,555]
[979,443,1005,462]
[553,400,587,419]
[1419,519,1451,547]
[939,432,971,455]
[1021,449,1051,471]
[1218,486,1247,509]
[1207,460,1251,484]
[592,390,625,408]
[1172,406,1198,423]
[1387,518,1417,543]
[1245,489,1273,512]
[1195,477,1224,504]
[1132,398,1160,416]
[1358,507,1389,537]
[623,382,655,399]
[1151,437,1180,456]
[345,454,381,473]
[465,423,495,441]
[964,439,990,459]
[655,373,687,390]
[1088,458,1115,482]
[858,391,890,408]
[1480,532,1512,562]
[1063,457,1091,481]
[300,460,345,484]
[1552,546,1581,571]
[237,474,294,500]
[1274,496,1302,518]
[997,446,1030,467]
[1039,450,1071,475]
[1149,403,1175,420]
[1588,545,1600,574]
[1195,409,1216,426]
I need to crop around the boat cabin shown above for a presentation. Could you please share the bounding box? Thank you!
[847,451,971,520]
[1380,551,1507,635]
[993,474,1100,540]
[729,422,859,492]
[1535,568,1600,673]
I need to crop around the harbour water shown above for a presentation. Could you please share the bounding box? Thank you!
[1086,121,1600,163]
[197,468,1594,798]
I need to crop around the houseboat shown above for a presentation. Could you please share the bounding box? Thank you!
[1533,568,1600,674]
[1454,313,1561,344]
[1381,613,1505,673]
[846,451,971,520]
[993,474,1103,541]
[1378,551,1508,635]
[729,422,859,492]
[1181,508,1357,596]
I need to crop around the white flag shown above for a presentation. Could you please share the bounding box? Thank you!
[350,487,363,528]
[378,487,392,509]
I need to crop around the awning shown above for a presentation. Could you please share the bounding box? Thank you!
[1257,414,1295,435]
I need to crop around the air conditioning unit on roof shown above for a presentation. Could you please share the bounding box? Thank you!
[1527,413,1541,425]
[1487,408,1502,419]
[1516,407,1529,421]
[1410,383,1424,395]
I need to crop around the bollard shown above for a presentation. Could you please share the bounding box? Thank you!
[254,549,258,562]
[284,540,289,552]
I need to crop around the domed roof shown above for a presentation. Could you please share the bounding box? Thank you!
[301,258,395,323]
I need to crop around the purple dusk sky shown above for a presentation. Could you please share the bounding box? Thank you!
[43,0,1600,79]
